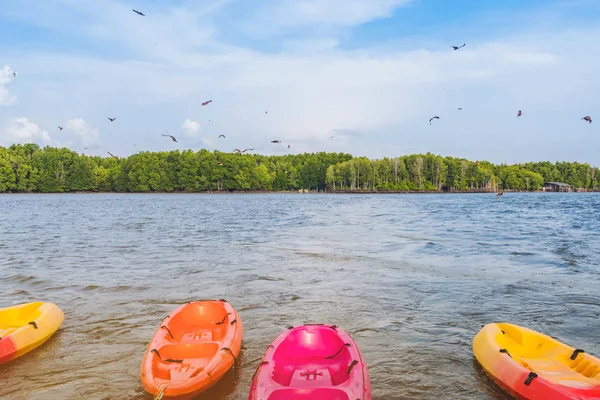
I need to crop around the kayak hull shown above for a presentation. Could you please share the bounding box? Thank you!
[140,299,243,399]
[249,324,371,400]
[0,302,64,365]
[473,322,600,400]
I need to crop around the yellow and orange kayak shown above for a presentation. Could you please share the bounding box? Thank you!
[474,322,600,400]
[0,302,65,365]
[140,299,243,399]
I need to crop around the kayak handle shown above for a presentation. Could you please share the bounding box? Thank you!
[499,349,512,358]
[151,349,183,363]
[326,343,353,359]
[216,313,232,325]
[524,372,538,386]
[347,360,358,375]
[570,349,585,360]
[160,325,174,339]
[28,321,38,329]
[221,347,238,367]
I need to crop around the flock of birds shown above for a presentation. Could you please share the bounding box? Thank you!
[5,7,594,167]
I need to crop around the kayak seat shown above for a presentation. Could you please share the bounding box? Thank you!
[266,388,350,400]
[151,343,219,381]
[266,388,351,400]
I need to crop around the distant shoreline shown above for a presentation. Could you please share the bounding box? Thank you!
[1,190,598,195]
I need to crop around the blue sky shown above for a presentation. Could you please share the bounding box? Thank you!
[0,0,599,164]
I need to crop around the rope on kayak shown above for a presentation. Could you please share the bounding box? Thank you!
[347,360,359,375]
[221,347,238,367]
[160,326,174,339]
[570,349,585,360]
[524,372,538,386]
[28,321,38,329]
[499,349,512,358]
[154,383,168,400]
[329,325,338,331]
[230,319,237,325]
[216,313,232,325]
[326,343,353,359]
[150,349,183,363]
[219,299,228,303]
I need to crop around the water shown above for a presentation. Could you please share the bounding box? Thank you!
[1,193,599,400]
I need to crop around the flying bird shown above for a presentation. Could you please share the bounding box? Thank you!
[517,110,522,117]
[201,100,213,106]
[452,43,466,50]
[582,116,592,124]
[132,9,145,16]
[429,116,440,125]
[58,126,63,130]
[241,148,253,153]
[162,134,177,142]
[457,108,463,111]
[287,144,291,149]
[271,140,282,143]
[218,134,226,138]
[11,71,17,77]
[108,117,116,122]
[233,149,242,154]
[107,152,118,159]
[265,111,268,114]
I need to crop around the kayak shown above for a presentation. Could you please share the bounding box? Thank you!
[249,324,371,400]
[473,322,600,400]
[140,299,243,399]
[0,301,65,365]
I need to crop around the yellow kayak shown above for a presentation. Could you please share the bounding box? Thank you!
[0,302,64,365]
[473,322,600,399]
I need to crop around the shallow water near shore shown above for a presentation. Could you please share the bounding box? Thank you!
[1,192,599,400]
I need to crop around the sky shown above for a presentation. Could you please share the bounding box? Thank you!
[0,0,599,164]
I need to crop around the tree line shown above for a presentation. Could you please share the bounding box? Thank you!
[0,144,598,193]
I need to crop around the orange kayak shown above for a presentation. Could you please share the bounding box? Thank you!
[140,299,243,399]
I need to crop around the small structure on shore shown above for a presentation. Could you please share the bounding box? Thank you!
[544,182,573,192]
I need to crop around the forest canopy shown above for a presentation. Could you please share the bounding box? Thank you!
[0,144,598,193]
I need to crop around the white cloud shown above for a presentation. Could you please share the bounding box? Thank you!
[0,65,17,106]
[181,118,201,137]
[65,118,101,148]
[0,117,54,147]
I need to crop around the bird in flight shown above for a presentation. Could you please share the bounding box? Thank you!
[107,117,116,122]
[201,100,213,106]
[132,9,145,16]
[271,140,282,143]
[429,116,440,125]
[517,110,522,117]
[107,151,118,159]
[265,111,268,114]
[452,43,466,50]
[457,108,463,111]
[287,144,291,149]
[58,126,63,130]
[582,116,592,124]
[162,134,177,142]
[241,148,253,153]
[218,134,226,138]
[233,149,242,154]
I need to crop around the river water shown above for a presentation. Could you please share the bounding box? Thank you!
[0,193,599,400]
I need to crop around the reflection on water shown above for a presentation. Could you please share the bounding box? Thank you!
[0,193,599,399]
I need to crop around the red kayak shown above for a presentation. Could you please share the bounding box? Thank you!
[249,324,371,400]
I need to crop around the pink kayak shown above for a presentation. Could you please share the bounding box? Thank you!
[249,324,371,400]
